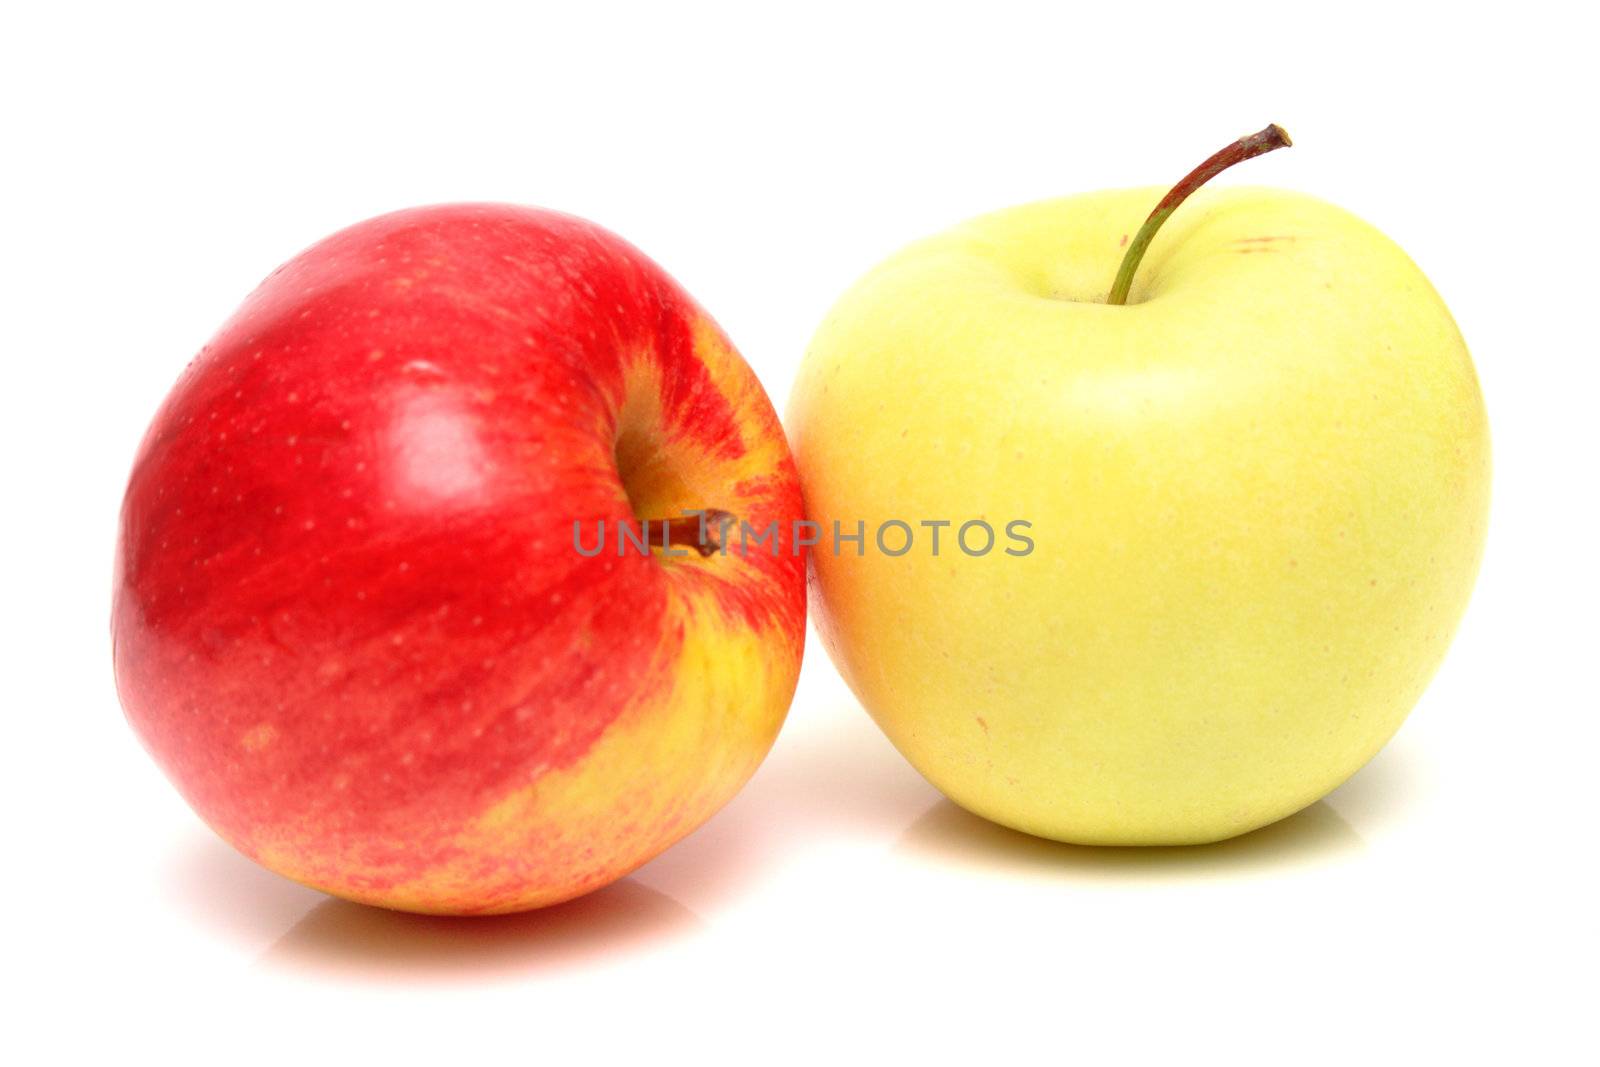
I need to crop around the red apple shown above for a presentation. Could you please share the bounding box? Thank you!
[113,205,806,914]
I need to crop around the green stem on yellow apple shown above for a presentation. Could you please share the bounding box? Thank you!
[646,509,736,557]
[1107,124,1293,306]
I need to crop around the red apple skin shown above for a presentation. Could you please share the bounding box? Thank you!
[113,205,805,914]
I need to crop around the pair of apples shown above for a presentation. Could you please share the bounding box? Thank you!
[114,129,1489,914]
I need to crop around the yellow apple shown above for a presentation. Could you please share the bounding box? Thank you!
[788,139,1489,845]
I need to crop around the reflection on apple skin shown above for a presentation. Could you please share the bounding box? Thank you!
[896,797,1364,881]
[255,879,704,984]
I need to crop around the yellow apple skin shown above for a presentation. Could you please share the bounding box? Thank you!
[789,186,1489,845]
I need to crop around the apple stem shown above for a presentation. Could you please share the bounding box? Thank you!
[645,509,736,557]
[1106,124,1292,306]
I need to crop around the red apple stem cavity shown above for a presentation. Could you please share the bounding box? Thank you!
[647,509,737,557]
[1107,123,1292,306]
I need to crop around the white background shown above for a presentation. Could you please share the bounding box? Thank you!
[3,2,1595,1062]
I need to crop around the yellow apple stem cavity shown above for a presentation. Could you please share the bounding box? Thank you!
[1107,124,1293,306]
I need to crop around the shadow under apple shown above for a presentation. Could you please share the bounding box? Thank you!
[166,831,330,948]
[166,831,703,983]
[254,878,704,984]
[894,734,1432,881]
[897,797,1366,881]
